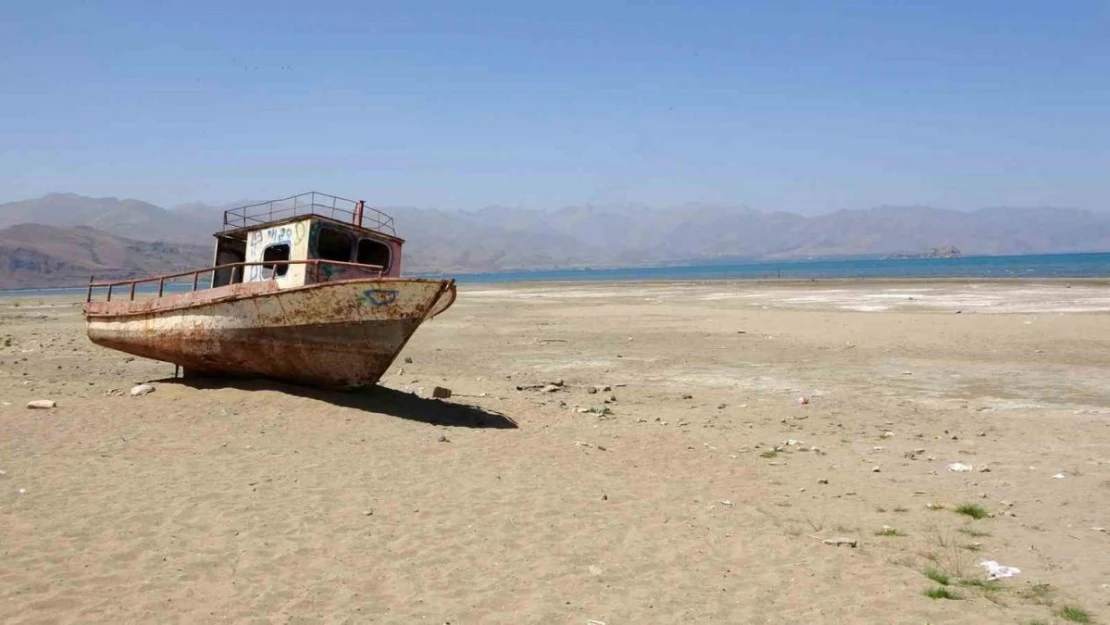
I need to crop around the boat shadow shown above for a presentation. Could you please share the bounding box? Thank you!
[158,378,519,429]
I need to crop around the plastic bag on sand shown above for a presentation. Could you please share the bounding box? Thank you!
[980,560,1020,580]
[947,462,973,472]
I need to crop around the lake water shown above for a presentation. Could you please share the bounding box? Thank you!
[443,252,1110,284]
[3,252,1109,298]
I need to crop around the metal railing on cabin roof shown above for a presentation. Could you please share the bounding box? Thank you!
[222,191,396,236]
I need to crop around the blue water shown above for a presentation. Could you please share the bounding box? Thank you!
[3,253,1109,297]
[445,252,1110,284]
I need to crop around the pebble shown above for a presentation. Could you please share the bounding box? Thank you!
[871,466,881,473]
[130,384,156,397]
[404,357,413,364]
[431,386,453,399]
[26,400,56,409]
[823,537,858,548]
[797,396,810,405]
[438,434,450,443]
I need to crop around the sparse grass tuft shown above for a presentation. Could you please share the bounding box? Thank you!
[955,504,989,520]
[1020,583,1056,606]
[924,568,950,586]
[893,506,909,513]
[1059,605,1092,623]
[958,579,1000,592]
[876,526,905,537]
[957,527,990,537]
[924,587,961,600]
[961,543,982,552]
[759,449,779,459]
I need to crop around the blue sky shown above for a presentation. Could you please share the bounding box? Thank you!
[1,0,1107,213]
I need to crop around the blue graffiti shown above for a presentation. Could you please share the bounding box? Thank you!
[362,289,398,307]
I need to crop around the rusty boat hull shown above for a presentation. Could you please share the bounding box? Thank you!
[85,278,456,390]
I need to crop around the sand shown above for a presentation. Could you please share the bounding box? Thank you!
[2,280,1109,623]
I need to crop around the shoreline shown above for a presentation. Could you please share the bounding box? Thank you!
[4,274,1109,297]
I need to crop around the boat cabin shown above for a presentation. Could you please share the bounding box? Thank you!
[210,192,403,289]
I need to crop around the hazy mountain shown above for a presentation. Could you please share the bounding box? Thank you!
[1,193,1108,287]
[0,224,210,289]
[0,193,214,244]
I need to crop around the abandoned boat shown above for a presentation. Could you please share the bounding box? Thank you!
[83,192,456,390]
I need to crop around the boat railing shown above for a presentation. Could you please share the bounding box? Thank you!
[222,191,396,236]
[86,259,385,303]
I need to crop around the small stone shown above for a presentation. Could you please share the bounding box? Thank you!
[542,385,562,393]
[404,357,413,364]
[17,488,26,495]
[871,466,881,473]
[717,403,727,410]
[438,434,450,443]
[681,394,694,400]
[818,478,829,485]
[130,384,156,397]
[797,396,810,405]
[822,537,858,548]
[364,510,374,516]
[431,386,452,399]
[587,387,598,395]
[26,400,56,409]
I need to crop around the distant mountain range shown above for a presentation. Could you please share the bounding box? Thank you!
[1,192,1108,288]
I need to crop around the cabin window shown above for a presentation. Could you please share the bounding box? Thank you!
[356,238,391,269]
[316,226,353,262]
[262,243,291,277]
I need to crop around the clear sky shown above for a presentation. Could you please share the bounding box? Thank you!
[2,0,1107,213]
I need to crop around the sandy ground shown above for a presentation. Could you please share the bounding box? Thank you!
[2,280,1110,624]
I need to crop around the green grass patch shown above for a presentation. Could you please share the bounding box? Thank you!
[924,587,961,600]
[924,568,950,586]
[954,504,989,520]
[1059,605,1092,623]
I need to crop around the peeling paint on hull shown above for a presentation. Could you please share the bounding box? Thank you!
[86,278,456,390]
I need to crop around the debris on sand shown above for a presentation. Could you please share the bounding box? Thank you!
[823,537,858,548]
[980,560,1021,580]
[431,386,453,399]
[130,384,156,397]
[26,400,56,409]
[797,396,810,405]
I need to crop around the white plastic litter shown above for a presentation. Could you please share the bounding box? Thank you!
[947,462,973,472]
[1052,473,1066,479]
[980,560,1021,580]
